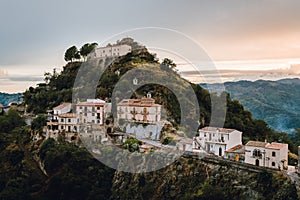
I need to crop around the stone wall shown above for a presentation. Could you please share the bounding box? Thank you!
[125,123,162,140]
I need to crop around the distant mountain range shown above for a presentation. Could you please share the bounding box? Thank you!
[0,92,22,107]
[201,78,300,133]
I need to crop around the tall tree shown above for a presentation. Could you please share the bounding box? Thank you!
[79,43,98,61]
[160,58,177,71]
[64,46,80,63]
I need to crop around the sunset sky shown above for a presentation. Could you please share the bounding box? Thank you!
[1,0,300,92]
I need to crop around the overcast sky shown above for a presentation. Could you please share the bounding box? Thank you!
[1,0,300,92]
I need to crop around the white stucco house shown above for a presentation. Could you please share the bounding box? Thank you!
[193,127,243,157]
[57,113,78,133]
[117,97,161,124]
[245,141,288,169]
[89,44,131,59]
[53,102,72,120]
[75,99,105,125]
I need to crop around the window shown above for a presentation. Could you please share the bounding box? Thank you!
[61,119,64,122]
[97,107,100,110]
[92,107,95,112]
[92,120,95,123]
[253,149,262,158]
[61,125,64,129]
[272,162,275,167]
[84,107,87,112]
[97,113,100,119]
[272,151,276,157]
[68,119,71,123]
[92,113,95,116]
[97,120,100,124]
[80,106,82,109]
[84,113,87,116]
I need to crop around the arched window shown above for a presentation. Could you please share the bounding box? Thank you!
[255,159,260,166]
[253,149,262,158]
[219,147,222,156]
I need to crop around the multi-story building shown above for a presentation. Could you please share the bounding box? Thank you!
[245,141,288,169]
[75,99,105,125]
[117,97,161,124]
[193,127,242,157]
[58,113,78,133]
[89,44,131,59]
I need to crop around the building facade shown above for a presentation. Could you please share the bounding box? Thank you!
[75,99,105,125]
[58,113,78,133]
[245,141,288,169]
[90,44,131,59]
[53,102,72,120]
[117,97,161,124]
[193,127,243,157]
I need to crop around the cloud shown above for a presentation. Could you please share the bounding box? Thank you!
[8,75,43,82]
[0,70,8,76]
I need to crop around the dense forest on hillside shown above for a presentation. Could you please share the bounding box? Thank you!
[201,79,300,134]
[0,111,115,199]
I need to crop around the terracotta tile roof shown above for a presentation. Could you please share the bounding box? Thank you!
[117,98,161,107]
[200,127,238,133]
[59,113,76,118]
[226,144,244,153]
[266,142,288,150]
[246,141,268,147]
[53,102,71,110]
[76,102,104,107]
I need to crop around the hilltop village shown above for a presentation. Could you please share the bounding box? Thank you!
[1,40,299,199]
[23,43,291,172]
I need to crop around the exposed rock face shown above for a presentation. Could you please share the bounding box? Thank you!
[111,156,298,200]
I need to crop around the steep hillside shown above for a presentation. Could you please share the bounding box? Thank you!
[111,156,298,200]
[201,78,300,133]
[23,40,298,152]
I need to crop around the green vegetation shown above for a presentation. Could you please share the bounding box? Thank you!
[111,157,298,200]
[0,109,25,133]
[162,136,176,145]
[80,43,98,61]
[13,38,299,199]
[31,114,47,132]
[202,79,300,134]
[24,38,298,155]
[123,138,141,152]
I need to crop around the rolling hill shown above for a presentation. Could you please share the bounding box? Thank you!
[201,78,300,133]
[0,92,22,107]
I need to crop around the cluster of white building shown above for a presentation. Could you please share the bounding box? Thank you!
[192,127,288,170]
[45,95,289,170]
[46,95,162,139]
